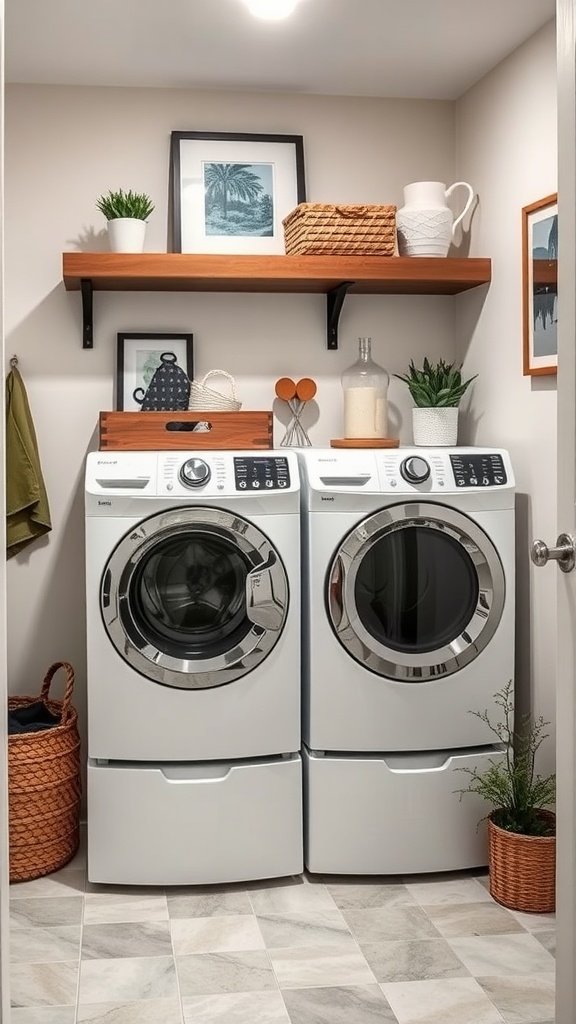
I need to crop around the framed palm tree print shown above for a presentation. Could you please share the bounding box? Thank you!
[170,131,306,254]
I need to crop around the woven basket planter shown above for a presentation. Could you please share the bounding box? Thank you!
[488,810,556,913]
[8,662,81,883]
[283,203,396,256]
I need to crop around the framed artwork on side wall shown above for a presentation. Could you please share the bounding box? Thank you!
[522,193,558,376]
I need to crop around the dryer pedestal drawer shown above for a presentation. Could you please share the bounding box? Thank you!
[88,754,303,885]
[303,746,504,875]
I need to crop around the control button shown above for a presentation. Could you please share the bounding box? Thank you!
[278,480,287,488]
[179,458,211,488]
[482,477,490,486]
[265,480,274,488]
[494,475,503,484]
[470,477,478,486]
[166,482,173,491]
[252,480,260,488]
[400,456,431,484]
[238,480,247,488]
[457,479,465,486]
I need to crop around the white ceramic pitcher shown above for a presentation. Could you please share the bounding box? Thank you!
[396,180,475,257]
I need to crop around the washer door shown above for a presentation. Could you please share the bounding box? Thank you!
[101,507,289,689]
[326,502,505,681]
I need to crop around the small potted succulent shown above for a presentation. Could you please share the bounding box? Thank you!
[456,681,556,913]
[395,357,477,446]
[96,188,155,253]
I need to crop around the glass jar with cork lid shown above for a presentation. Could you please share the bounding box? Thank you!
[341,337,389,440]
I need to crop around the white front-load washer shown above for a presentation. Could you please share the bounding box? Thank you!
[85,449,302,884]
[298,446,515,874]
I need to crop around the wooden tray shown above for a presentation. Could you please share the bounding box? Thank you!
[99,411,273,451]
[330,438,400,448]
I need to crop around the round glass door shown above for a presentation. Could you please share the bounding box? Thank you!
[102,507,288,689]
[327,502,505,681]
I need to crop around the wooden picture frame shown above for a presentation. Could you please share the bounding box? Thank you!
[116,332,194,411]
[169,131,306,255]
[522,193,558,376]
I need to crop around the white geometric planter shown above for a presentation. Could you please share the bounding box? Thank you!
[412,406,459,447]
[107,218,146,254]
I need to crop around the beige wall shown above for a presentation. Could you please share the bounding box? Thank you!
[4,85,460,764]
[456,21,557,774]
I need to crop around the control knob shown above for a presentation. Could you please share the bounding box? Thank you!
[179,458,211,488]
[400,456,431,484]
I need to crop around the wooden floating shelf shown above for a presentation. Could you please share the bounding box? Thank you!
[62,252,492,349]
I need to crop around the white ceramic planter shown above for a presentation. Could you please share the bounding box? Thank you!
[107,218,146,254]
[412,406,459,446]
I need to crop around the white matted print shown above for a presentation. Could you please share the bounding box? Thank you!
[170,132,306,255]
[116,333,194,411]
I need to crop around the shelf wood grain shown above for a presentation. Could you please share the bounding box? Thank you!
[62,252,491,295]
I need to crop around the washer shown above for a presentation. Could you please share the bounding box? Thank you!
[85,449,302,885]
[298,446,515,874]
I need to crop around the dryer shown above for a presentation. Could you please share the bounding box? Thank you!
[298,446,515,874]
[85,449,302,885]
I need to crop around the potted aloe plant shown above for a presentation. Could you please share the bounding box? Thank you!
[96,188,155,253]
[395,357,477,446]
[456,681,556,913]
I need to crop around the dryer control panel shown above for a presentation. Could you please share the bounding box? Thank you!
[234,456,291,491]
[450,453,507,488]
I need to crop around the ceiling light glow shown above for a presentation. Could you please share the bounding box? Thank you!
[242,0,301,20]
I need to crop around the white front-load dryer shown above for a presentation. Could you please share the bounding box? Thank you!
[298,447,514,874]
[85,449,302,884]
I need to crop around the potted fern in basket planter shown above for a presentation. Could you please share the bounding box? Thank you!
[396,357,477,446]
[96,188,155,253]
[456,681,556,913]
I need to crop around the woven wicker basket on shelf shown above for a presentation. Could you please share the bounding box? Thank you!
[8,661,81,883]
[283,202,397,256]
[487,810,556,913]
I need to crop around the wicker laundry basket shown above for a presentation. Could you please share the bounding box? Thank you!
[8,661,81,882]
[487,810,556,913]
[283,203,397,256]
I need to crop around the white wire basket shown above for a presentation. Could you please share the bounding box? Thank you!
[188,370,242,412]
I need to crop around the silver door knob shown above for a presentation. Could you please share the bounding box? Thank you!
[531,533,576,573]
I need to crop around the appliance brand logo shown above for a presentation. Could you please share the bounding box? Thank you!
[98,500,112,506]
[318,458,336,463]
[97,460,118,465]
[321,496,335,502]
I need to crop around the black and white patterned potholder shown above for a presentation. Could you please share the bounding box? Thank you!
[133,352,191,411]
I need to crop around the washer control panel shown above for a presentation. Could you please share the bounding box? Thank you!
[234,456,290,491]
[450,453,507,488]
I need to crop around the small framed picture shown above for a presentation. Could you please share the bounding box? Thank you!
[522,193,558,376]
[116,333,194,411]
[169,131,306,255]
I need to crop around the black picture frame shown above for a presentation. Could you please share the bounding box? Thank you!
[116,332,194,411]
[169,131,306,255]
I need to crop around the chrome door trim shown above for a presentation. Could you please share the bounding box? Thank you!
[101,506,288,689]
[326,502,505,681]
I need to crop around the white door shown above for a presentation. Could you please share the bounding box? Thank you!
[537,3,576,1021]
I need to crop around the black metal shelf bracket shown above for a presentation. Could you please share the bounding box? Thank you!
[81,278,94,349]
[326,281,354,349]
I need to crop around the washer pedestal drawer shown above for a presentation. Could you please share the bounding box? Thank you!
[88,754,303,885]
[303,745,505,875]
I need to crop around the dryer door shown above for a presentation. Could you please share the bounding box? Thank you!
[326,502,505,681]
[101,507,289,689]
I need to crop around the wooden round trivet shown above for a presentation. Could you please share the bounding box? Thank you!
[330,438,400,448]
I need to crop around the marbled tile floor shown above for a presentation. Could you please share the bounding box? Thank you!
[9,830,556,1024]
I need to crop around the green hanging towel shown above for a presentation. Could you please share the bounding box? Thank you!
[6,364,52,558]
